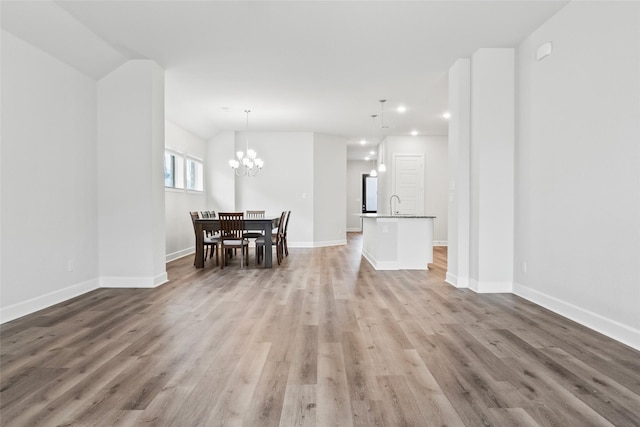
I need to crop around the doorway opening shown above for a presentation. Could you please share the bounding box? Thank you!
[362,174,377,213]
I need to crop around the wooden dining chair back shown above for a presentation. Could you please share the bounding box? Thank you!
[189,211,219,266]
[243,210,265,239]
[256,211,287,265]
[282,210,291,256]
[218,212,250,269]
[246,210,265,219]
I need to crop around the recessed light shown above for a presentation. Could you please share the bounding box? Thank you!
[360,139,367,145]
[411,130,418,136]
[443,111,451,119]
[369,151,375,155]
[397,105,406,113]
[365,156,370,161]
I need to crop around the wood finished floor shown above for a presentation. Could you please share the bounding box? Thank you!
[2,233,640,426]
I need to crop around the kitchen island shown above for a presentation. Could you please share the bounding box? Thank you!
[360,213,435,270]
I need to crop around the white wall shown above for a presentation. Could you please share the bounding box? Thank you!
[234,132,315,246]
[313,134,347,246]
[1,31,99,321]
[347,160,373,232]
[97,60,167,288]
[165,120,207,262]
[446,59,471,288]
[469,48,515,293]
[515,1,640,349]
[207,131,236,213]
[380,135,449,244]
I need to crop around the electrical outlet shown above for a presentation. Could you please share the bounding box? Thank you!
[68,259,75,272]
[521,261,527,274]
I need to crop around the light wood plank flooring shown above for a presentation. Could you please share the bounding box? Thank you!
[2,233,640,426]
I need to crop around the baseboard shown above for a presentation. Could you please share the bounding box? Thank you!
[347,227,362,232]
[469,278,512,293]
[0,278,99,324]
[361,249,398,270]
[166,247,193,262]
[447,273,470,288]
[446,272,469,288]
[313,239,347,248]
[433,241,448,247]
[374,261,399,270]
[513,282,640,351]
[99,272,168,288]
[289,240,347,248]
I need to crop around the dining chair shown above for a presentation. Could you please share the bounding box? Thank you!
[282,210,291,256]
[255,211,287,266]
[201,211,216,237]
[189,212,219,266]
[218,212,250,269]
[243,210,265,240]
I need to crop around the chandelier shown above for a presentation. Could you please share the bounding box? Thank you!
[229,109,264,176]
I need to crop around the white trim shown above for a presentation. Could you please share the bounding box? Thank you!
[0,278,99,324]
[514,282,640,351]
[361,250,399,270]
[289,240,347,248]
[347,227,362,232]
[167,247,194,262]
[456,276,469,288]
[469,279,512,293]
[313,239,347,248]
[446,272,461,288]
[99,272,168,289]
[433,241,448,246]
[155,273,169,286]
[374,261,400,270]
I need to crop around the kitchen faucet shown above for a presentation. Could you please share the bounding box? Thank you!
[389,194,401,215]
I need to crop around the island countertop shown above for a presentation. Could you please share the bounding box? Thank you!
[359,213,436,219]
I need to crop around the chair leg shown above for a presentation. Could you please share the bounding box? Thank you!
[215,244,219,266]
[284,237,289,256]
[277,241,282,265]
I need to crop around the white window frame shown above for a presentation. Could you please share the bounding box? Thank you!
[165,150,184,189]
[185,155,204,192]
[164,149,204,193]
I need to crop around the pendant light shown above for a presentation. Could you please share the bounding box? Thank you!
[369,114,378,177]
[378,100,387,173]
[229,109,264,177]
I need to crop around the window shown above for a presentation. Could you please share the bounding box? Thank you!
[164,150,185,189]
[186,157,204,191]
[164,151,176,187]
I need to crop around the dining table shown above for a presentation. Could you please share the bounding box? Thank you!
[194,215,281,268]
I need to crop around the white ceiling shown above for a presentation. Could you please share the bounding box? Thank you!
[1,0,568,159]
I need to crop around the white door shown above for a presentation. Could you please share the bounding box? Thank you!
[392,154,424,215]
